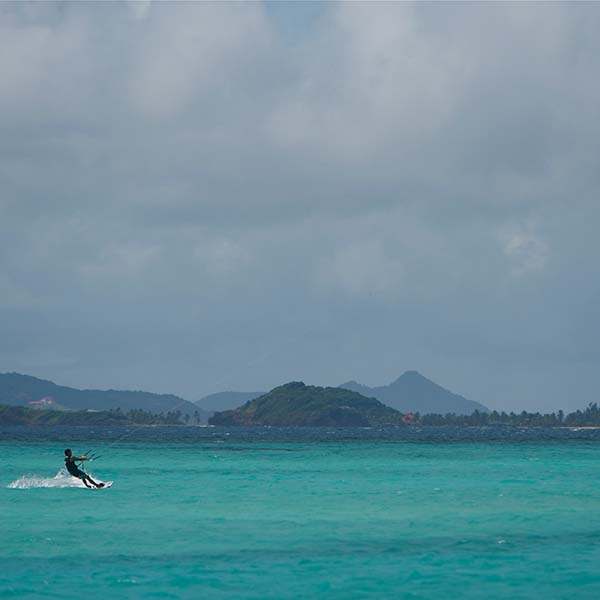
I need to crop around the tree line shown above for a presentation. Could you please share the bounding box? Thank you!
[416,402,600,427]
[0,405,202,426]
[4,402,600,428]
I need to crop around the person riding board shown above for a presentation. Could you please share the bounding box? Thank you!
[64,449,104,488]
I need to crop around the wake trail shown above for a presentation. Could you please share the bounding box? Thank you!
[7,468,90,489]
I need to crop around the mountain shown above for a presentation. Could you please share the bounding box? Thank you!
[0,372,208,420]
[195,391,265,413]
[339,371,488,415]
[209,381,404,427]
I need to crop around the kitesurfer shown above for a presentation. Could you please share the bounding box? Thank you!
[64,448,104,488]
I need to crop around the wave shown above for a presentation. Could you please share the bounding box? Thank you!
[7,468,90,489]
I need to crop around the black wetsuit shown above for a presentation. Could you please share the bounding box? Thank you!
[65,457,85,479]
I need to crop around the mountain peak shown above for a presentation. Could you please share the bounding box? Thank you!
[340,371,488,415]
[393,370,426,383]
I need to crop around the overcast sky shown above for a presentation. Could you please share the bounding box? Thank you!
[1,2,599,411]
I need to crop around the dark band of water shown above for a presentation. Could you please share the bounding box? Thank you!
[2,425,600,444]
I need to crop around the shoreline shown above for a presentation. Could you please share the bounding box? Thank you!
[2,423,600,430]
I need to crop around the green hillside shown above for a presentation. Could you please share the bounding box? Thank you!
[209,381,404,427]
[0,372,206,420]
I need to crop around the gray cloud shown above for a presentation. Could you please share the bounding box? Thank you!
[1,2,600,411]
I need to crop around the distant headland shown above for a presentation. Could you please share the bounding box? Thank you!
[0,372,206,420]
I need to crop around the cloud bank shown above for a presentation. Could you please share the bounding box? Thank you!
[1,2,599,411]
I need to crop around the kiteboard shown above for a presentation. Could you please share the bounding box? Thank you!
[93,481,113,489]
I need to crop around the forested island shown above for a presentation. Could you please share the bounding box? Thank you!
[209,382,404,426]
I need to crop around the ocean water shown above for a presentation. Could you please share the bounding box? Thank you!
[2,426,600,599]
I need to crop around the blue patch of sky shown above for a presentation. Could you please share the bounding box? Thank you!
[264,0,328,43]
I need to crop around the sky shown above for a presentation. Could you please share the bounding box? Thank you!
[1,1,599,412]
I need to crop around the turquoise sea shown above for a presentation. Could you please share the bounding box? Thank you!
[2,426,600,599]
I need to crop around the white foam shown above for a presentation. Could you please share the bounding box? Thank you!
[7,468,89,489]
